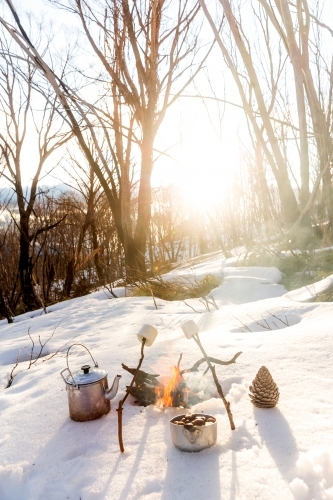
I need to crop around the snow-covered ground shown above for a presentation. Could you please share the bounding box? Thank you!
[0,254,332,500]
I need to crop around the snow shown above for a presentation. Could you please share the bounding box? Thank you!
[285,273,333,302]
[0,254,333,499]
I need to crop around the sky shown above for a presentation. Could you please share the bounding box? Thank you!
[0,0,247,212]
[152,86,245,210]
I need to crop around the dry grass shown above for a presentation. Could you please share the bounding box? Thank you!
[132,273,222,301]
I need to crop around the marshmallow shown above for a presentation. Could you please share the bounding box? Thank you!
[137,324,158,347]
[181,320,199,339]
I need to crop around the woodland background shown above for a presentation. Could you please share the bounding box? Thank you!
[1,0,333,320]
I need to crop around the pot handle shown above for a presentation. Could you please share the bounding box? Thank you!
[65,343,99,386]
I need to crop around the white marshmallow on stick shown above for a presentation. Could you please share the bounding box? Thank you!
[181,320,199,339]
[137,324,158,347]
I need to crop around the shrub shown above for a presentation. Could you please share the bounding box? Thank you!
[241,248,333,294]
[132,273,222,301]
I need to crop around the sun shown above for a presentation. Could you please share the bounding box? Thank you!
[153,93,244,212]
[154,124,240,212]
[177,142,238,212]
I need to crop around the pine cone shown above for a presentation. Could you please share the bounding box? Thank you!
[249,366,279,408]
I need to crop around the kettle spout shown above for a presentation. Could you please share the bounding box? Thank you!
[105,374,121,400]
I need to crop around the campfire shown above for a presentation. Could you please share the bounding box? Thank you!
[122,348,240,409]
[117,322,242,453]
[155,365,191,408]
[122,358,193,408]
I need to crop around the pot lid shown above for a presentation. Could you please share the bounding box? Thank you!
[66,364,107,386]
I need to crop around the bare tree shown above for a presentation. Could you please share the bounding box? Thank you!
[200,0,301,225]
[200,0,333,240]
[150,186,187,267]
[58,160,106,297]
[257,0,333,232]
[1,0,210,276]
[0,31,72,311]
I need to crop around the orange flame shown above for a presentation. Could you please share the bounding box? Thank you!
[156,366,183,407]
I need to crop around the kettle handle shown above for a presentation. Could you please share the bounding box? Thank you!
[65,343,99,386]
[60,367,70,384]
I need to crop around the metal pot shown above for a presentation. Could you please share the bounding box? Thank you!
[60,344,121,422]
[170,413,217,452]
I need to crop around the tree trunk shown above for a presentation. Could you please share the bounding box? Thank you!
[91,223,103,282]
[0,288,13,323]
[148,226,155,274]
[133,121,155,274]
[18,216,40,312]
[123,233,145,280]
[273,168,300,226]
[274,0,311,240]
[63,259,75,298]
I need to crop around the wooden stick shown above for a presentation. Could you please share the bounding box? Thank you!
[180,352,242,375]
[117,338,146,453]
[192,333,236,431]
[177,353,183,369]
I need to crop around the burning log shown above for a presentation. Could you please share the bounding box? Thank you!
[121,364,163,389]
[126,384,158,406]
[122,363,190,407]
[121,364,163,406]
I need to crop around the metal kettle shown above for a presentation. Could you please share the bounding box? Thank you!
[60,344,121,422]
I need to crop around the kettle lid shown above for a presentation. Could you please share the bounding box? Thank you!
[66,364,107,386]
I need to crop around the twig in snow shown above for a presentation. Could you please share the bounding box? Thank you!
[182,300,203,313]
[200,292,219,311]
[7,347,24,388]
[6,322,74,388]
[149,285,158,310]
[247,315,272,331]
[268,311,289,326]
[103,283,118,299]
[234,312,290,332]
[233,316,252,332]
[42,334,79,362]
